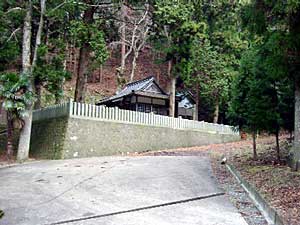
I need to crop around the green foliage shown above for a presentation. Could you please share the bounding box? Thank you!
[190,39,233,98]
[153,0,205,78]
[154,1,194,26]
[0,1,24,71]
[33,43,71,101]
[70,20,108,66]
[230,0,298,137]
[228,42,293,135]
[174,0,247,122]
[0,72,34,115]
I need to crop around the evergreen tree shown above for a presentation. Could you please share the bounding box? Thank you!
[239,0,299,168]
[152,0,205,116]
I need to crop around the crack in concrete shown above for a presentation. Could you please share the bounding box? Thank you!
[48,192,225,225]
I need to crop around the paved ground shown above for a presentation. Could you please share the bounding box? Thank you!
[0,156,248,225]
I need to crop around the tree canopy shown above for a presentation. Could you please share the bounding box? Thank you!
[0,0,299,169]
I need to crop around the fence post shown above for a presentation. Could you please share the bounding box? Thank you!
[68,99,73,116]
[78,102,82,116]
[99,106,103,119]
[115,107,118,120]
[83,103,87,116]
[74,102,78,116]
[95,105,98,118]
[88,104,91,117]
[109,107,113,120]
[80,103,83,116]
[105,106,108,119]
[84,103,87,117]
[93,104,96,117]
[120,108,123,121]
[130,110,133,122]
[150,112,154,125]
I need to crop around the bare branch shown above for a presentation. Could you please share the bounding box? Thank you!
[5,7,24,14]
[6,28,21,42]
[109,41,130,49]
[48,1,66,13]
[32,0,46,69]
[76,1,114,8]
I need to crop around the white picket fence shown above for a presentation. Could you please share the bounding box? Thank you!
[33,100,239,135]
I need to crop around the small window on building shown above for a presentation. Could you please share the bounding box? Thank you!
[145,104,151,113]
[137,103,152,113]
[137,103,145,112]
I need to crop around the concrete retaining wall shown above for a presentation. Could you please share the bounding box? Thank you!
[30,117,69,159]
[30,117,240,159]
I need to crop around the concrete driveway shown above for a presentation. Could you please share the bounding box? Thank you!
[0,156,248,225]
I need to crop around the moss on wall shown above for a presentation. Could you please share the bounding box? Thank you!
[30,117,68,159]
[29,116,240,160]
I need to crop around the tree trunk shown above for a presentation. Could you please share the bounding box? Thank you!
[17,1,33,162]
[213,96,219,123]
[33,0,46,109]
[74,45,90,102]
[17,0,46,162]
[17,111,33,161]
[73,45,77,74]
[99,65,103,83]
[167,59,172,78]
[130,52,138,82]
[288,5,300,170]
[275,129,280,162]
[6,112,14,160]
[291,75,300,170]
[169,76,176,117]
[74,4,94,102]
[252,131,257,160]
[32,0,46,68]
[194,83,200,121]
[120,22,126,75]
[55,95,61,104]
[167,60,176,117]
[116,0,127,89]
[63,42,68,71]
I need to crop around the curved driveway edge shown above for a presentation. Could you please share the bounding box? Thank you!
[227,164,284,225]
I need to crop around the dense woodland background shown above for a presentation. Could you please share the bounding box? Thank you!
[0,0,300,167]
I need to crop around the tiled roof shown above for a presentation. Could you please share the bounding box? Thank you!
[99,76,168,103]
[177,91,195,109]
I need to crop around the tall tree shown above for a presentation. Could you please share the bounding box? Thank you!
[174,0,247,123]
[152,0,203,117]
[110,1,151,87]
[74,1,95,102]
[229,39,293,161]
[17,0,46,161]
[0,73,34,160]
[33,0,75,108]
[241,0,300,169]
[70,1,108,102]
[0,0,69,160]
[186,39,233,123]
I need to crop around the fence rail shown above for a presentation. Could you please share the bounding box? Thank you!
[33,100,239,135]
